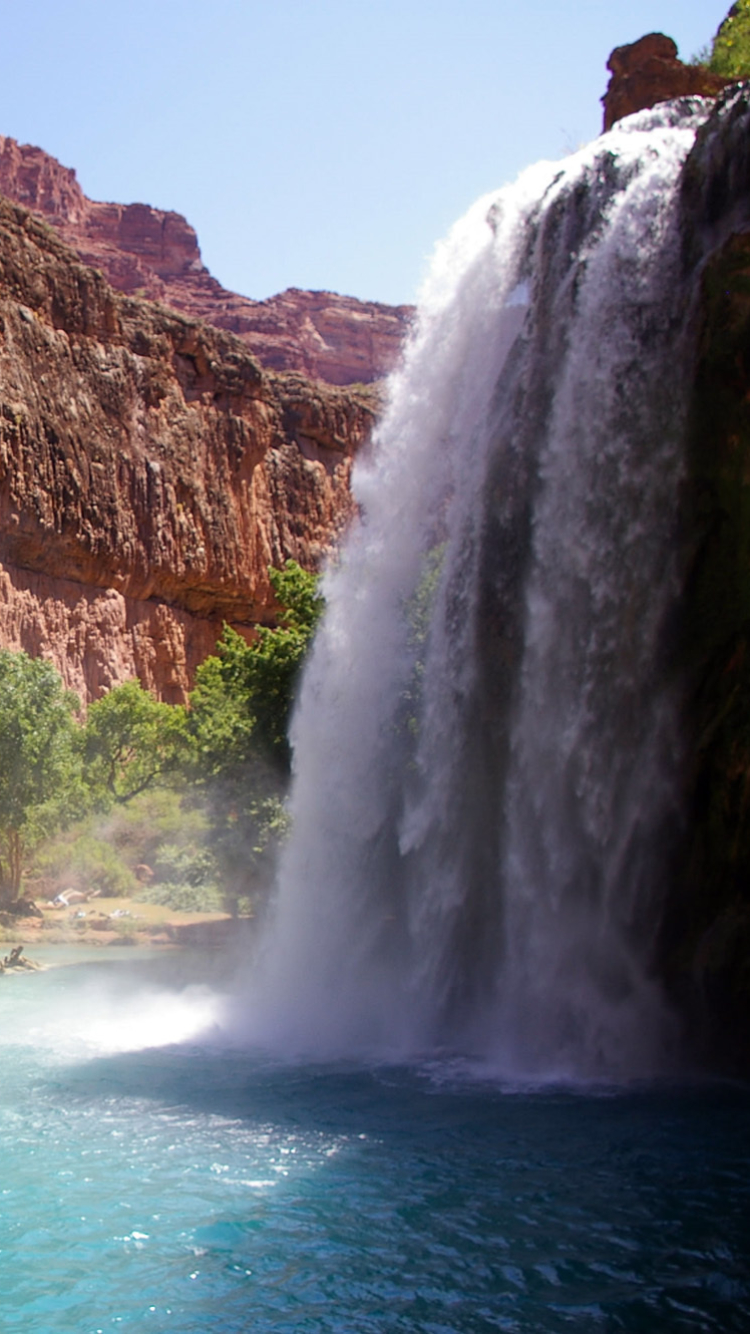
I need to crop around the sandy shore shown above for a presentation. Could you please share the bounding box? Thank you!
[0,897,249,952]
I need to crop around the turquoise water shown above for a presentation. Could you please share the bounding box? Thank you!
[0,954,748,1333]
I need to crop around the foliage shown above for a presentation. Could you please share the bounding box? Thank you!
[0,650,81,900]
[139,839,222,911]
[705,2,750,79]
[7,563,323,912]
[152,841,216,889]
[199,788,290,917]
[189,560,324,774]
[186,560,322,911]
[30,790,220,912]
[98,787,208,865]
[34,832,137,898]
[688,44,712,68]
[138,879,223,914]
[83,679,189,807]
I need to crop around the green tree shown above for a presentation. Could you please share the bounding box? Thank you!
[185,560,323,913]
[189,560,324,774]
[706,2,750,78]
[0,650,81,901]
[83,679,189,807]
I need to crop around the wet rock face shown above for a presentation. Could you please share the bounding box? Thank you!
[0,136,412,386]
[601,33,730,131]
[0,196,378,702]
[656,88,750,1072]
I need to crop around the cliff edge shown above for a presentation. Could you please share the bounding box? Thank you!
[602,33,731,131]
[0,135,412,387]
[0,195,377,703]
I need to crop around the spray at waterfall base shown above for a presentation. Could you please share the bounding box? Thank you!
[229,92,750,1079]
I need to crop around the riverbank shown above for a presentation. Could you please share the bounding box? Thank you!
[0,896,249,952]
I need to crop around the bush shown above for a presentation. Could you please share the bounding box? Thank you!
[137,881,223,914]
[707,2,750,79]
[83,679,189,807]
[0,650,82,900]
[136,841,222,913]
[98,789,210,866]
[34,833,137,898]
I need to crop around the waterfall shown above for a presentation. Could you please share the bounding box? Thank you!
[246,99,713,1078]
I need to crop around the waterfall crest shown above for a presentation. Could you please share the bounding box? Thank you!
[246,100,713,1078]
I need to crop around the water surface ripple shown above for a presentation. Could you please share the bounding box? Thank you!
[0,957,747,1332]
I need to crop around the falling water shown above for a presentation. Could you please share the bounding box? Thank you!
[248,99,714,1077]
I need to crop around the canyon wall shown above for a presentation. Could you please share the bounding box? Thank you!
[656,88,750,1070]
[0,195,377,703]
[0,135,412,386]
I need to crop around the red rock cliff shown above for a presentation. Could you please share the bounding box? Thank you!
[0,135,412,386]
[0,195,378,703]
[602,33,731,131]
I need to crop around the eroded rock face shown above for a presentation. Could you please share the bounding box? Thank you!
[0,565,218,705]
[602,33,731,131]
[0,196,378,701]
[0,135,413,386]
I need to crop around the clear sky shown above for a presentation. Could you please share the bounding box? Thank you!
[0,1,731,307]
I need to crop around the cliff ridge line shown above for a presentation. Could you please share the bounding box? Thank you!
[0,134,412,387]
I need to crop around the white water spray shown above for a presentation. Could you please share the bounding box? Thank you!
[247,101,712,1077]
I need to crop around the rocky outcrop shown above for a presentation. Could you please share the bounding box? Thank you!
[0,194,378,703]
[602,34,731,131]
[655,87,750,1071]
[0,135,412,386]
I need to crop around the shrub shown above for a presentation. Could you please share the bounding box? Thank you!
[707,2,750,79]
[34,833,137,898]
[0,650,82,900]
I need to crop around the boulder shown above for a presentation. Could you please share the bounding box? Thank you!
[602,33,731,131]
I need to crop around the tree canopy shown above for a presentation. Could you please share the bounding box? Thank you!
[188,560,324,775]
[706,2,750,79]
[0,561,324,908]
[0,650,81,899]
[82,678,189,807]
[185,560,323,913]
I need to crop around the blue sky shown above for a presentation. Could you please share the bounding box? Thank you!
[0,1,731,306]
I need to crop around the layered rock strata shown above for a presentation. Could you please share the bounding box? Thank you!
[0,135,412,386]
[0,195,377,702]
[602,33,730,131]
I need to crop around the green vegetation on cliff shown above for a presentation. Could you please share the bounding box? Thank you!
[189,561,324,776]
[705,2,750,79]
[184,560,323,913]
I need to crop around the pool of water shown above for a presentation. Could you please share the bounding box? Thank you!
[0,953,748,1332]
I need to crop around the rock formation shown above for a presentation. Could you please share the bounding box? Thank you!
[656,86,750,1071]
[0,195,378,703]
[601,33,730,131]
[0,135,412,386]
